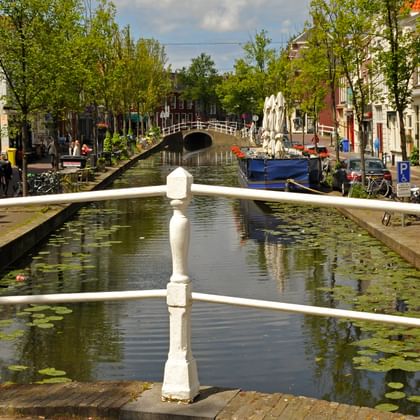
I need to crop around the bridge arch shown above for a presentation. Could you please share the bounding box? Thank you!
[183,130,213,151]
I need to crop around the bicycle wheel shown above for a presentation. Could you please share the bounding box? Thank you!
[382,212,392,226]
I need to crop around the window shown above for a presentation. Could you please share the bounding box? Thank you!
[179,99,184,109]
[375,106,383,122]
[209,103,217,115]
[171,96,176,109]
[187,100,193,110]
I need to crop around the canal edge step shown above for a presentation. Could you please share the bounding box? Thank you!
[0,381,417,419]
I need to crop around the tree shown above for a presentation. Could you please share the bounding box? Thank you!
[318,0,379,184]
[310,0,343,161]
[374,0,420,161]
[83,0,120,156]
[217,30,275,120]
[267,46,300,141]
[0,0,85,194]
[132,38,171,136]
[178,53,221,119]
[293,31,329,144]
[40,0,87,170]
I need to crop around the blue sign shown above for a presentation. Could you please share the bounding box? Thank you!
[397,161,410,183]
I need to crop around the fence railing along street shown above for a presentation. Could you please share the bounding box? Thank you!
[0,167,419,403]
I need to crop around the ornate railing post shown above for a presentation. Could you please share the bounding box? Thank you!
[162,167,200,403]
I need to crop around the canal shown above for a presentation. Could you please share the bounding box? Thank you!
[0,145,419,415]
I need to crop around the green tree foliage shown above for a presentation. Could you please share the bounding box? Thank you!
[293,31,329,141]
[178,53,221,119]
[267,46,300,140]
[0,0,85,193]
[217,30,275,118]
[374,0,420,161]
[314,0,378,184]
[309,0,343,160]
[132,38,171,136]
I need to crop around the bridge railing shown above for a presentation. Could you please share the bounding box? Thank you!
[162,120,239,137]
[0,168,419,403]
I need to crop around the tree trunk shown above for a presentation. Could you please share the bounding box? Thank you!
[21,116,30,197]
[398,110,408,161]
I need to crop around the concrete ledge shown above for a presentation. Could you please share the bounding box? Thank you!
[121,384,240,420]
[339,207,420,270]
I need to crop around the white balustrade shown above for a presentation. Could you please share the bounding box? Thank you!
[162,168,200,402]
[162,120,239,137]
[0,169,419,404]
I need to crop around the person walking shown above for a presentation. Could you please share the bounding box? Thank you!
[0,154,12,196]
[47,138,57,169]
[72,140,81,156]
[69,140,75,156]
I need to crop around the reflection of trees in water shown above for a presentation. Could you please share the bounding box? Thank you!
[12,301,122,383]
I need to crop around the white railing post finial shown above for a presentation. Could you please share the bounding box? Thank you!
[162,167,200,403]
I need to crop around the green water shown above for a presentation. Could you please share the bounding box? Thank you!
[0,148,418,415]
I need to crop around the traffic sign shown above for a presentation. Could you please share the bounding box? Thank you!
[397,182,411,198]
[397,161,410,183]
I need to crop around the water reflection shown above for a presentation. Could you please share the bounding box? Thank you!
[0,147,419,415]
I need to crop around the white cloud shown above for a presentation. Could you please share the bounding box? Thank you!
[114,0,308,34]
[112,0,311,69]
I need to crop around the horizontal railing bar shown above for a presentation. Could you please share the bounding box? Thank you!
[192,293,420,327]
[191,184,420,215]
[0,290,167,305]
[0,289,417,328]
[0,185,167,208]
[1,182,417,215]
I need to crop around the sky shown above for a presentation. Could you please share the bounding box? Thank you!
[111,0,312,73]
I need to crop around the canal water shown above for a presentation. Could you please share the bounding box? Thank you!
[0,146,419,415]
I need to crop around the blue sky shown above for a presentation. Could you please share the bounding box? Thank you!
[112,0,311,72]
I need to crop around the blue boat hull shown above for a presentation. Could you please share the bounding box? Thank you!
[238,157,321,191]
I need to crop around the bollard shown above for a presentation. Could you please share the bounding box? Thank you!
[161,167,200,403]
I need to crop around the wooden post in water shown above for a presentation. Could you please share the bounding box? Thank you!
[162,167,200,403]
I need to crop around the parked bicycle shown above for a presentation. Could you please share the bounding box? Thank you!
[25,171,62,195]
[348,175,392,198]
[382,185,420,226]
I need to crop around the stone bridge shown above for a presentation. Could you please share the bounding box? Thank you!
[160,121,251,153]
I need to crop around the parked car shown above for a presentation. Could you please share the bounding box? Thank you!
[332,156,392,195]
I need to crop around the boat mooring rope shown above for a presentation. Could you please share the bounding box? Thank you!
[286,179,326,195]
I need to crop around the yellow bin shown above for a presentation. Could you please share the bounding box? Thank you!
[7,148,16,166]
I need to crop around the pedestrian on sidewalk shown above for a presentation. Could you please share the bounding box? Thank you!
[0,154,12,196]
[47,138,57,170]
[69,140,75,156]
[72,140,81,156]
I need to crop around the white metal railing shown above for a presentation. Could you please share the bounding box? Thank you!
[162,120,239,137]
[0,168,420,403]
[318,124,335,136]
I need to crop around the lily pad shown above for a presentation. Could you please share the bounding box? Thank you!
[407,396,420,403]
[24,305,51,312]
[35,323,54,329]
[52,307,72,315]
[38,368,66,376]
[8,365,28,372]
[384,391,405,400]
[0,319,13,328]
[374,403,399,412]
[387,382,404,390]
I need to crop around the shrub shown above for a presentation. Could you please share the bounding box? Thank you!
[409,147,419,166]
